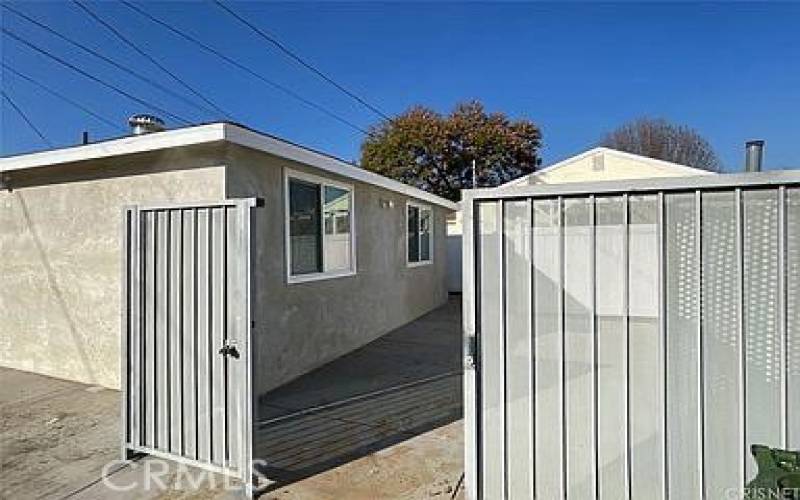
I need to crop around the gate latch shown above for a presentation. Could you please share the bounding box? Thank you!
[219,341,240,359]
[464,335,477,370]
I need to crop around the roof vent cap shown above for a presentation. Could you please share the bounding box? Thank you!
[128,114,165,135]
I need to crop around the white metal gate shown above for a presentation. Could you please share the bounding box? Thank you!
[121,199,254,486]
[463,172,800,500]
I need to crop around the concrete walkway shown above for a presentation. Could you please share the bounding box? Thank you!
[0,297,463,499]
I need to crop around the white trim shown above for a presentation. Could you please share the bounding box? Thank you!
[0,122,458,211]
[0,124,226,172]
[284,167,357,285]
[406,200,434,267]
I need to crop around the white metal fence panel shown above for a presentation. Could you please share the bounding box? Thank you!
[122,199,253,484]
[464,173,800,500]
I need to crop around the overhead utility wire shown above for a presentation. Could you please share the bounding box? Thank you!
[213,0,391,122]
[2,28,192,125]
[2,63,125,133]
[1,90,53,146]
[1,3,215,121]
[72,0,232,120]
[120,1,371,136]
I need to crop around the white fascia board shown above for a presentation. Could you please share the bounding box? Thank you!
[223,124,457,210]
[0,122,457,211]
[0,124,226,173]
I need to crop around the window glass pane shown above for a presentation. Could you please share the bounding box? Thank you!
[323,185,351,272]
[289,179,321,275]
[408,205,420,262]
[420,208,432,261]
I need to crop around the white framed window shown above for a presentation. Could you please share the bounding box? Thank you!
[407,201,433,266]
[284,168,355,283]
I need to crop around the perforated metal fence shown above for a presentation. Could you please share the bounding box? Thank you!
[462,172,800,500]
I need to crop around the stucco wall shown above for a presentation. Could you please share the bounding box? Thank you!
[224,146,450,405]
[0,150,226,389]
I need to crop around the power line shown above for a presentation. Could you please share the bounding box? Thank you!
[1,90,53,146]
[2,63,125,133]
[1,3,214,121]
[2,28,193,125]
[213,0,391,122]
[120,1,371,136]
[71,0,232,120]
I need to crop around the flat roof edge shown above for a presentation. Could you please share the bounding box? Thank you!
[0,123,226,173]
[0,122,457,211]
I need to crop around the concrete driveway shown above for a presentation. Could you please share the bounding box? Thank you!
[0,297,464,499]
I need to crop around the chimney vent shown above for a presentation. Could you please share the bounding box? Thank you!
[128,114,165,135]
[745,140,764,172]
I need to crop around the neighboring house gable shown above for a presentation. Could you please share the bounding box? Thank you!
[503,147,715,187]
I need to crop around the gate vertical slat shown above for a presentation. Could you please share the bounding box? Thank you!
[596,196,627,500]
[701,190,742,499]
[169,210,183,455]
[743,189,783,480]
[211,207,227,465]
[503,200,534,499]
[658,192,669,500]
[156,211,169,450]
[696,190,705,499]
[227,206,243,471]
[129,208,141,449]
[478,201,505,499]
[788,188,800,449]
[144,211,156,447]
[778,186,787,449]
[182,209,198,459]
[736,188,746,498]
[195,209,212,463]
[564,197,596,499]
[532,198,565,499]
[628,195,665,499]
[622,193,631,500]
[665,192,702,499]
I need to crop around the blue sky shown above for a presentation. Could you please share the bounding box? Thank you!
[2,2,799,171]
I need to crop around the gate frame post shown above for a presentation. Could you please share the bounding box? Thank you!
[462,193,479,500]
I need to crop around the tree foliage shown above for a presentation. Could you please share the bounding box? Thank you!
[600,117,721,171]
[360,101,542,201]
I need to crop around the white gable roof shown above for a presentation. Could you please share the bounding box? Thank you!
[504,147,715,187]
[0,122,458,210]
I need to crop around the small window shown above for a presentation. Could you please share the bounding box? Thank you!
[286,170,354,282]
[407,202,433,265]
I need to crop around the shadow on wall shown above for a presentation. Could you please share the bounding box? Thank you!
[252,297,463,489]
[14,192,97,385]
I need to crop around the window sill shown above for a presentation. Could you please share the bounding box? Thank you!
[287,269,356,285]
[407,260,433,268]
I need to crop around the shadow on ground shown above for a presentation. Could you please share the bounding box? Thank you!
[253,297,463,489]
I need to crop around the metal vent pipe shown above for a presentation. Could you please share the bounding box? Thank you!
[745,140,764,172]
